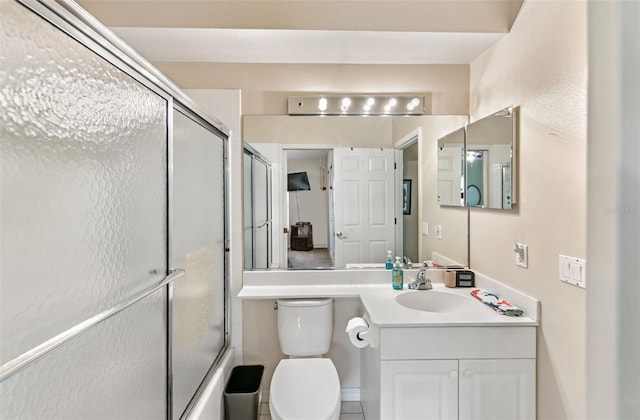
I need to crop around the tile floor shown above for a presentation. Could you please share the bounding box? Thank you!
[287,248,334,269]
[259,400,364,420]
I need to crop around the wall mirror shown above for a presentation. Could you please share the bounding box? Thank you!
[465,106,516,210]
[243,115,469,270]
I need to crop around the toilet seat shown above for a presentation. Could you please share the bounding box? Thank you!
[269,358,341,420]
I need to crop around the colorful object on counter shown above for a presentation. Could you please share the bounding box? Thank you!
[470,289,524,316]
[392,257,404,290]
[422,260,438,268]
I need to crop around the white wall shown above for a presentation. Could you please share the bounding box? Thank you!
[287,157,330,248]
[469,1,587,418]
[154,63,469,116]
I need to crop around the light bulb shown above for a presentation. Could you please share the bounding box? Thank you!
[318,97,328,111]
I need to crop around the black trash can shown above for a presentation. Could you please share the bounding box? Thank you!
[224,365,264,420]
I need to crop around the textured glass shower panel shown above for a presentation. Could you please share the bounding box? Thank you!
[0,1,167,364]
[244,152,254,269]
[0,289,167,419]
[171,110,226,418]
[254,159,269,268]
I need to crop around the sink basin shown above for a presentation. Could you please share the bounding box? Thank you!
[395,291,469,312]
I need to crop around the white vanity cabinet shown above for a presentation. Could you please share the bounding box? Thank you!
[363,326,536,420]
[380,359,459,419]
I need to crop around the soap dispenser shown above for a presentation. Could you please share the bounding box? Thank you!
[392,256,404,290]
[385,250,393,269]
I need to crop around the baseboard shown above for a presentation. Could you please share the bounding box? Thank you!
[261,388,360,403]
[341,388,361,401]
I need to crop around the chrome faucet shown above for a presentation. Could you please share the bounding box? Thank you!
[403,256,413,268]
[408,269,432,290]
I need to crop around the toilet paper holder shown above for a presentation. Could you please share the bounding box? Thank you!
[346,314,378,348]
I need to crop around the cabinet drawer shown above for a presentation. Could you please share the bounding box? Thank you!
[380,326,536,360]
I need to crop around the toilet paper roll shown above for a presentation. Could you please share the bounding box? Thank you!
[346,317,370,348]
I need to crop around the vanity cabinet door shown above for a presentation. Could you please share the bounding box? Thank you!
[380,360,458,420]
[458,359,536,420]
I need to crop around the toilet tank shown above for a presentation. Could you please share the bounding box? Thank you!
[276,298,333,357]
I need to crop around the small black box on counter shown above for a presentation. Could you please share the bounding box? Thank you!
[444,270,475,288]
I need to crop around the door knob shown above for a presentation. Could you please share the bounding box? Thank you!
[336,231,348,239]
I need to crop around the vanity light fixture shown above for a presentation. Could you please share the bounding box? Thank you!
[289,95,425,116]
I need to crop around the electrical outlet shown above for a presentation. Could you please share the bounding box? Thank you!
[514,243,528,268]
[559,255,586,288]
[435,224,442,240]
[422,222,429,236]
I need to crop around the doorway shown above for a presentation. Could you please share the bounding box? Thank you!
[285,149,334,268]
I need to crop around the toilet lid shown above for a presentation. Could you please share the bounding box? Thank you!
[270,359,340,420]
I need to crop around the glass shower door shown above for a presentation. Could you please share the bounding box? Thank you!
[0,1,168,417]
[170,109,227,418]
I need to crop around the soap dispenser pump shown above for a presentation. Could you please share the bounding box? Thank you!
[392,256,404,290]
[385,250,393,269]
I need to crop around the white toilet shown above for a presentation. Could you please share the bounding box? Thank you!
[269,298,341,420]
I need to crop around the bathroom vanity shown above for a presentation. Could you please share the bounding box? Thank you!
[239,269,538,420]
[361,324,535,419]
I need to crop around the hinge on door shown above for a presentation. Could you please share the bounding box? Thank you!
[395,217,397,225]
[394,162,397,170]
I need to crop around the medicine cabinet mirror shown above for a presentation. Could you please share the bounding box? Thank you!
[437,106,516,210]
[465,106,516,210]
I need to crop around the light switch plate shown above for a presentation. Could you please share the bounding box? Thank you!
[422,222,429,236]
[559,254,586,288]
[514,243,528,268]
[435,224,442,239]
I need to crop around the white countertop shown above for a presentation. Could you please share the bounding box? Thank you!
[239,269,539,327]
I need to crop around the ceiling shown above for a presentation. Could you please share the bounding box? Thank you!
[78,0,524,65]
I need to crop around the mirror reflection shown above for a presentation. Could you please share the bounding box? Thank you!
[243,115,469,270]
[465,106,516,209]
[244,145,272,269]
[286,149,333,268]
[437,127,465,207]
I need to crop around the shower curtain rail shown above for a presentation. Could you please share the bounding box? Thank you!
[0,269,185,383]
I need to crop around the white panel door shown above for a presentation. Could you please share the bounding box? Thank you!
[459,359,536,420]
[333,147,395,267]
[438,146,463,206]
[381,360,458,420]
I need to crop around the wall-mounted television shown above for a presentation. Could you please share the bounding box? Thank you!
[287,172,311,191]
